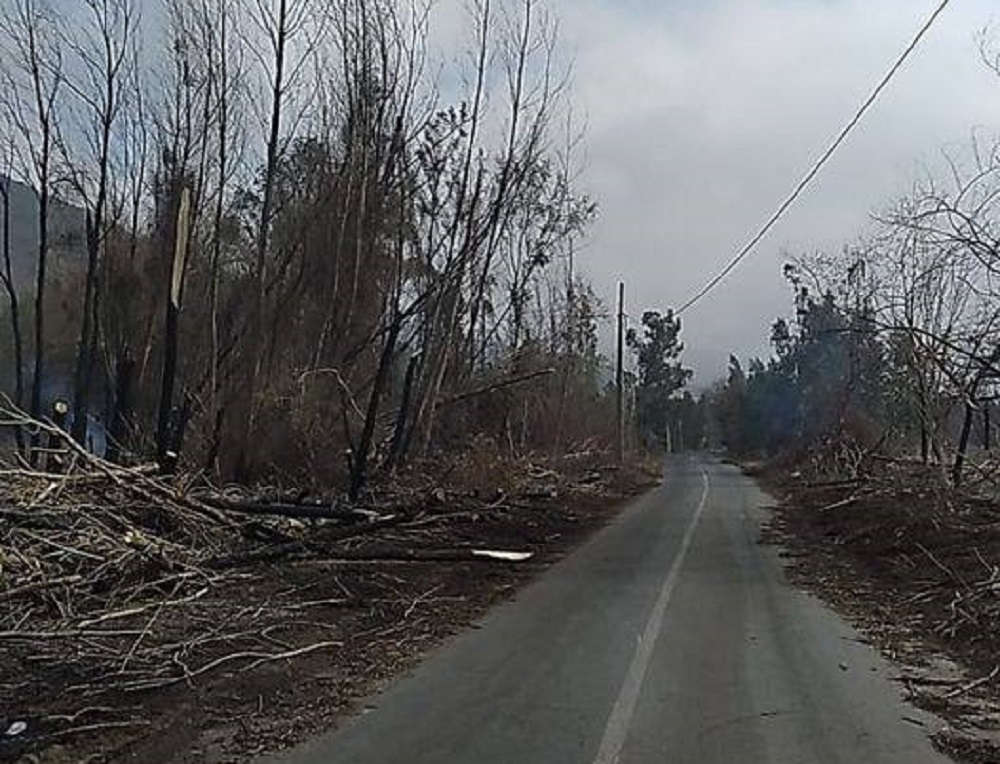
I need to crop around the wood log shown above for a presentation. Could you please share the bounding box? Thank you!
[201,495,381,522]
[309,546,534,563]
[207,515,404,569]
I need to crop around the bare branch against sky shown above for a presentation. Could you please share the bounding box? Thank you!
[442,0,1000,383]
[8,0,1000,390]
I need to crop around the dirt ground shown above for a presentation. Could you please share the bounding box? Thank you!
[2,458,659,764]
[753,457,1000,764]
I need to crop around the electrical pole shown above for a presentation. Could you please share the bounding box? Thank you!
[616,282,625,465]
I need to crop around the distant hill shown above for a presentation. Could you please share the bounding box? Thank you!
[0,176,86,292]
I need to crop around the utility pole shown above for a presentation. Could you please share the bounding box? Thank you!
[616,282,625,465]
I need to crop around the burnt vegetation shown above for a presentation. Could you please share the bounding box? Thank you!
[0,1,685,761]
[706,41,1000,761]
[0,0,617,487]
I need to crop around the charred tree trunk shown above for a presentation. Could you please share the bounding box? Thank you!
[349,321,401,501]
[386,352,419,473]
[106,350,135,463]
[208,2,230,472]
[984,400,992,452]
[0,179,25,453]
[71,211,101,444]
[29,147,51,464]
[953,398,975,487]
[238,0,289,478]
[157,188,191,467]
[46,399,68,473]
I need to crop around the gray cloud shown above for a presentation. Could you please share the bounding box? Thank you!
[542,0,1000,384]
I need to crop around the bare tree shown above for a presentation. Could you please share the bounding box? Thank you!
[204,0,243,472]
[0,150,25,453]
[103,41,147,463]
[0,0,63,462]
[60,0,138,444]
[0,0,603,484]
[231,0,325,473]
[397,0,568,462]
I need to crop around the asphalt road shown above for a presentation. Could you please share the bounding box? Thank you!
[264,455,951,764]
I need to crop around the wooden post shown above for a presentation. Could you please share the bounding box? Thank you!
[157,187,191,470]
[616,282,625,465]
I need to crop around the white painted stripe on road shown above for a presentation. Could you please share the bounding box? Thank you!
[592,465,711,764]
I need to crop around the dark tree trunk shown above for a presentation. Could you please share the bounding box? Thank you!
[386,352,418,472]
[157,187,191,467]
[953,399,975,487]
[30,148,51,465]
[349,322,401,501]
[205,405,225,475]
[71,211,100,444]
[0,180,25,454]
[157,298,180,463]
[237,0,288,478]
[106,351,135,463]
[985,401,992,451]
[161,392,193,475]
[46,399,69,473]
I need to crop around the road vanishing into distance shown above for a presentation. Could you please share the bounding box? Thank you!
[264,456,950,764]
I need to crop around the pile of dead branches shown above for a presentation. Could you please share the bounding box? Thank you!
[773,449,1000,671]
[0,416,317,751]
[1,406,640,757]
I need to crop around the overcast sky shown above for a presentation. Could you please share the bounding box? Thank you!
[525,0,1000,385]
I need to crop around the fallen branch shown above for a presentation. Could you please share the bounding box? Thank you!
[0,574,83,602]
[445,368,556,406]
[41,719,150,741]
[942,666,1000,699]
[202,495,378,522]
[207,515,406,569]
[322,546,534,563]
[129,640,344,691]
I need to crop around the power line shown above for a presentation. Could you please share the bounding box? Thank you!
[675,0,953,317]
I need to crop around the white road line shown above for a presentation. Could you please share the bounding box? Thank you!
[592,465,711,764]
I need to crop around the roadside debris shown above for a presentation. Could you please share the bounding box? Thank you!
[760,438,1000,764]
[0,404,658,762]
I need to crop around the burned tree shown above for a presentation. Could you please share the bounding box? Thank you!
[0,0,62,461]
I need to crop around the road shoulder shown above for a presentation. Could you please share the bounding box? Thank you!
[104,461,660,764]
[753,459,1000,764]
